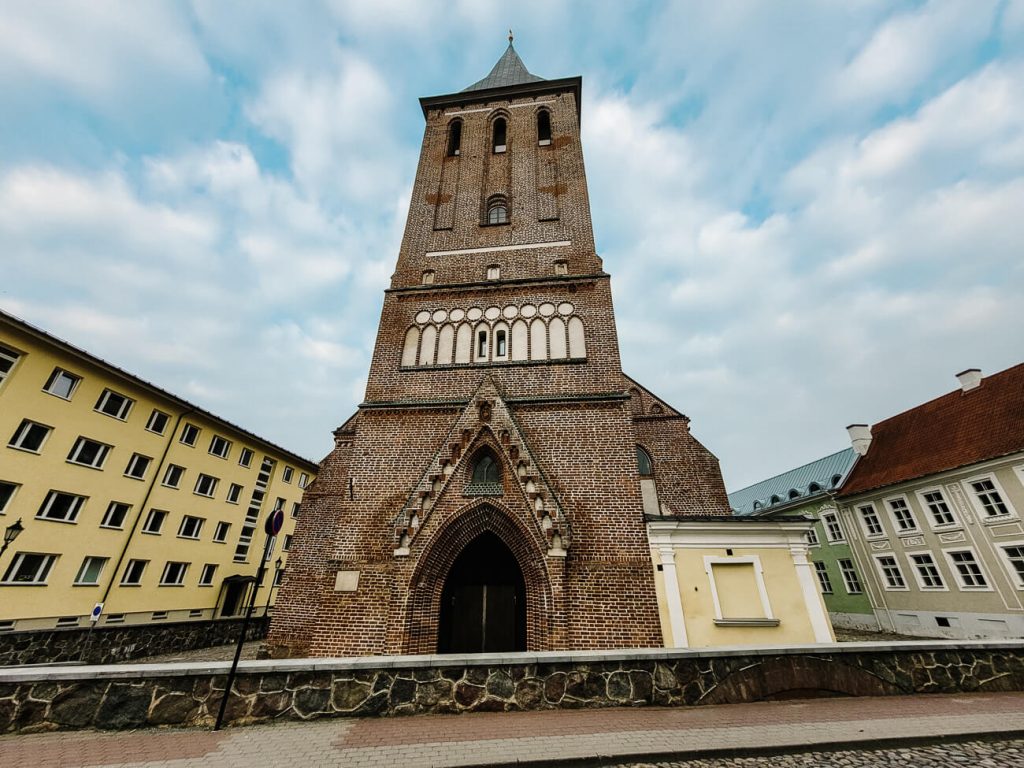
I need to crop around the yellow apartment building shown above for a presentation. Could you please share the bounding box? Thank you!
[0,309,317,631]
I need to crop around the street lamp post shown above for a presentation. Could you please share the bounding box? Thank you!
[264,557,283,615]
[1,519,24,562]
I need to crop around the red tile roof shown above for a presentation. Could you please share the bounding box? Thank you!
[839,363,1024,497]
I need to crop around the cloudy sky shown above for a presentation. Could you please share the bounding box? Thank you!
[2,1,1022,491]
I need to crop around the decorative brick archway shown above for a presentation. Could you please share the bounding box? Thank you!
[403,501,554,654]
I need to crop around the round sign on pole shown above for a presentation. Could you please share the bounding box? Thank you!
[265,507,284,536]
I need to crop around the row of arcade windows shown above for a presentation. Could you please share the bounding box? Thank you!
[446,110,553,157]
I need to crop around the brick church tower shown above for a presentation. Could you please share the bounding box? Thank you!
[266,40,731,658]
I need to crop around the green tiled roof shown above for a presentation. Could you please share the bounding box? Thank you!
[462,42,545,93]
[728,448,856,516]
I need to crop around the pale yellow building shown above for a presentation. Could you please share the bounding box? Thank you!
[0,310,317,631]
[648,517,835,647]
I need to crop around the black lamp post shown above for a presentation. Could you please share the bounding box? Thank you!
[1,519,24,560]
[265,557,283,614]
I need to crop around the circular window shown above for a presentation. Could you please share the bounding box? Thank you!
[520,304,537,318]
[502,305,518,319]
[539,302,556,317]
[557,302,574,315]
[484,306,501,320]
[467,307,483,321]
[415,310,431,324]
[450,308,465,322]
[432,309,447,323]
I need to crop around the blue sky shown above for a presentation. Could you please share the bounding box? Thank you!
[2,1,1022,490]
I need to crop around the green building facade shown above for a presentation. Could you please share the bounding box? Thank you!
[729,448,878,631]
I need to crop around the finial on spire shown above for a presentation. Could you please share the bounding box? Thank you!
[508,28,514,44]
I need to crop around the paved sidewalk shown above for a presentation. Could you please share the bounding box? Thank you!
[2,692,1023,767]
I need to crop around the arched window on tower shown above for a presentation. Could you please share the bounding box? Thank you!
[637,445,660,516]
[492,117,507,153]
[447,120,462,157]
[537,110,552,145]
[467,449,502,495]
[486,195,508,225]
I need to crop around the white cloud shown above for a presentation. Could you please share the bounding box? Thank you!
[0,2,209,103]
[837,0,1000,107]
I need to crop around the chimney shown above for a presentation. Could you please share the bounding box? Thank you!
[847,424,872,456]
[956,368,982,392]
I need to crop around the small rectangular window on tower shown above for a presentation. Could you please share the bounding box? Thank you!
[487,265,500,280]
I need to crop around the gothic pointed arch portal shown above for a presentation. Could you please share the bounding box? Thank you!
[404,502,554,655]
[438,531,526,653]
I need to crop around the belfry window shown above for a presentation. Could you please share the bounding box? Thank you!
[492,118,507,153]
[537,110,552,145]
[495,330,507,357]
[477,329,488,359]
[487,196,508,225]
[447,120,462,156]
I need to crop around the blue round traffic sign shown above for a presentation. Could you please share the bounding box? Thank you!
[265,507,284,536]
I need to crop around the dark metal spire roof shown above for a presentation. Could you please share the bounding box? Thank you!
[462,40,545,93]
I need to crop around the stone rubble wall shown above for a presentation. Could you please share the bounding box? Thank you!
[1,641,1022,734]
[0,617,268,667]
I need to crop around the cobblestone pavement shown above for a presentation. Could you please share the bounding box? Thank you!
[2,692,1022,767]
[625,738,1024,766]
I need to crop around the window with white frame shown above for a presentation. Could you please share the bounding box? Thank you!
[298,472,309,489]
[74,556,108,586]
[0,344,20,387]
[838,559,863,594]
[969,478,1011,518]
[274,568,285,587]
[814,561,832,594]
[213,521,230,543]
[920,489,956,527]
[8,419,52,452]
[100,501,130,529]
[226,483,242,504]
[292,501,301,519]
[209,435,231,459]
[704,556,775,622]
[124,453,151,480]
[95,389,134,420]
[806,526,819,546]
[199,563,217,586]
[946,549,989,589]
[283,534,292,551]
[909,553,945,589]
[875,555,907,589]
[239,447,254,467]
[194,473,218,497]
[162,464,185,488]
[120,559,147,585]
[177,515,204,540]
[282,466,294,483]
[37,491,86,523]
[887,497,918,532]
[179,422,200,447]
[0,480,18,514]
[66,437,111,469]
[2,553,57,584]
[1000,545,1024,588]
[141,509,167,534]
[858,504,884,537]
[821,512,845,542]
[160,561,188,586]
[145,409,170,435]
[43,368,81,400]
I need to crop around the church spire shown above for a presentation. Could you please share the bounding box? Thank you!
[461,35,545,93]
